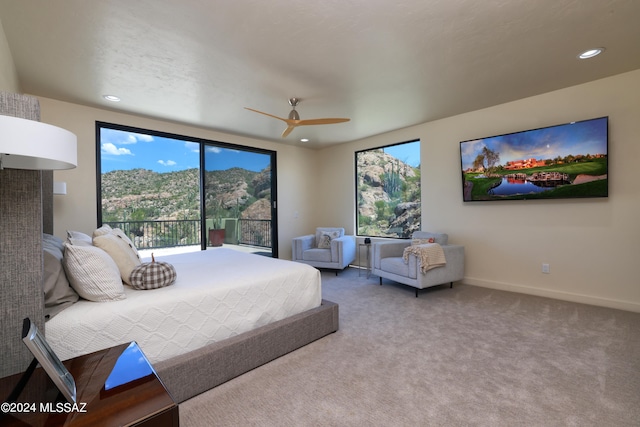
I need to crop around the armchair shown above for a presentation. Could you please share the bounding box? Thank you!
[292,227,356,274]
[371,231,464,297]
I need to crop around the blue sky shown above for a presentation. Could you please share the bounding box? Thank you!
[460,117,608,170]
[100,128,270,173]
[383,140,421,167]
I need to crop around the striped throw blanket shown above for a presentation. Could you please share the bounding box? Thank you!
[403,243,446,274]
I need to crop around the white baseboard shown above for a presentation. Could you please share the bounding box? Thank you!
[463,277,640,313]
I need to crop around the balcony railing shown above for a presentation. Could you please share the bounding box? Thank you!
[105,220,200,249]
[238,219,272,248]
[105,219,272,249]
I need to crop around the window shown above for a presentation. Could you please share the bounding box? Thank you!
[355,140,421,238]
[96,122,278,256]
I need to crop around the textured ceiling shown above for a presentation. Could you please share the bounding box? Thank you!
[1,0,639,147]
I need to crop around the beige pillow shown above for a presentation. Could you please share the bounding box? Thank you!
[68,237,93,246]
[63,243,125,302]
[92,224,113,238]
[93,228,141,285]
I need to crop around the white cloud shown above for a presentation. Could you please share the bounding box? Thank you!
[158,160,177,166]
[101,142,133,156]
[205,146,221,154]
[185,141,200,153]
[122,133,154,144]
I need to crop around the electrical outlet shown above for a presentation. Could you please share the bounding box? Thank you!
[542,263,550,274]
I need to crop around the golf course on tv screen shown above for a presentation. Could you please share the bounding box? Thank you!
[460,117,608,202]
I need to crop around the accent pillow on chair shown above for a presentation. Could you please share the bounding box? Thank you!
[412,237,435,245]
[412,231,448,245]
[317,230,341,249]
[315,228,344,247]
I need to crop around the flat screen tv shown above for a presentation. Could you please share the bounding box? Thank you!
[460,117,608,202]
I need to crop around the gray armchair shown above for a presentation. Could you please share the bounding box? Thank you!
[292,227,356,274]
[371,231,464,297]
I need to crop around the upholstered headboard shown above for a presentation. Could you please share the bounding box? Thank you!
[0,92,48,378]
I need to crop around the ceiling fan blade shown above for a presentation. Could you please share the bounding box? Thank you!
[246,100,349,138]
[244,107,289,123]
[281,125,296,138]
[297,118,351,126]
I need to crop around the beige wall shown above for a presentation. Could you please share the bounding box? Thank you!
[318,69,640,312]
[37,97,321,259]
[0,20,20,92]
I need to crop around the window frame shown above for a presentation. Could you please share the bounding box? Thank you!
[355,138,421,239]
[95,121,278,256]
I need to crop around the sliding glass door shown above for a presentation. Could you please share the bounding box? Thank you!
[97,122,278,257]
[202,144,277,257]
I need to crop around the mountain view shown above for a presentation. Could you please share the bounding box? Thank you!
[101,167,272,223]
[102,148,420,243]
[357,149,421,238]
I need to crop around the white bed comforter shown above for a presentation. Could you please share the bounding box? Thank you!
[46,248,321,363]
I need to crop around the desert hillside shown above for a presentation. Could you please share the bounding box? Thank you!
[357,149,420,238]
[101,166,271,222]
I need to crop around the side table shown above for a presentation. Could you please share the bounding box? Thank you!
[358,243,371,278]
[0,342,178,427]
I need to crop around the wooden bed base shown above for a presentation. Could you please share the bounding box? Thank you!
[155,300,339,403]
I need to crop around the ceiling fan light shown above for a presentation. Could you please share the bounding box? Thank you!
[300,138,309,142]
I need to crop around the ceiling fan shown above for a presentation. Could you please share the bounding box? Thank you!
[245,98,350,138]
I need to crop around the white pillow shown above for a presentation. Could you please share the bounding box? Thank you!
[63,243,126,302]
[66,230,92,244]
[93,228,141,285]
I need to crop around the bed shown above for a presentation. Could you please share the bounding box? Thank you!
[42,232,339,403]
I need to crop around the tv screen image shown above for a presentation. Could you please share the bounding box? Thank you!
[460,117,608,202]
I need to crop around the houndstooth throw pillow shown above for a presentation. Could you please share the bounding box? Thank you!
[129,258,177,290]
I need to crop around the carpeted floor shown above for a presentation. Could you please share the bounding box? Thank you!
[179,268,640,426]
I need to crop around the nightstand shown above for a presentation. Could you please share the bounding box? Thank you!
[358,243,371,278]
[0,342,178,427]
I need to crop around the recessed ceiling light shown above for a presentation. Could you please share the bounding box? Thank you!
[300,138,309,142]
[578,48,605,59]
[103,95,121,102]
